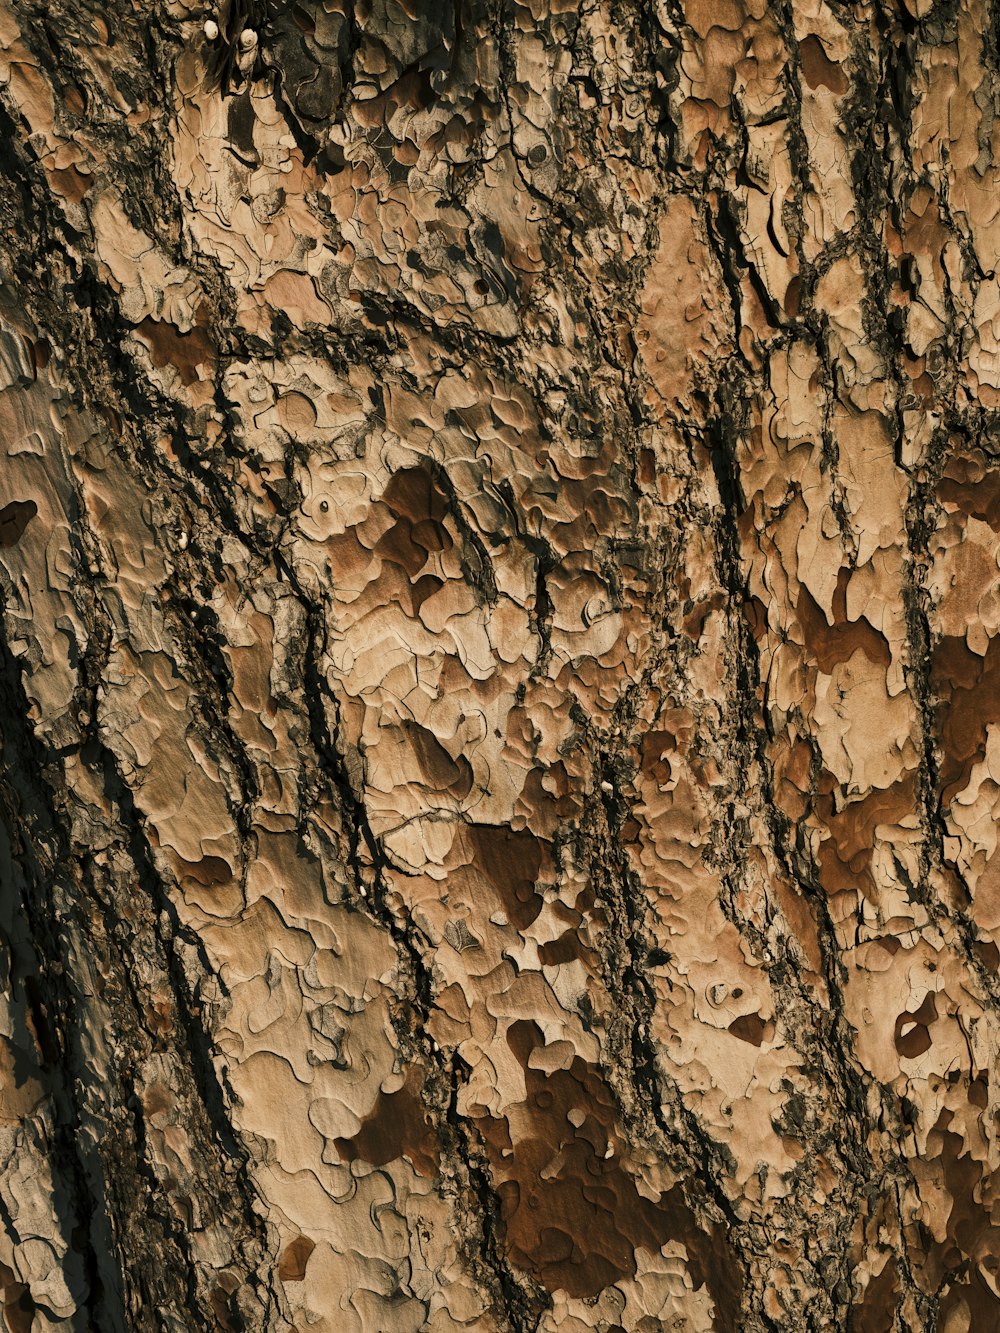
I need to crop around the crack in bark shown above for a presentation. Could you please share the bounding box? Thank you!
[271,548,544,1331]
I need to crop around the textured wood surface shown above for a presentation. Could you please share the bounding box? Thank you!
[0,0,996,1329]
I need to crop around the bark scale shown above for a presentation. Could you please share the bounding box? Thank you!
[0,0,995,1329]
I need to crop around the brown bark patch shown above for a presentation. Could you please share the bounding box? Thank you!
[937,449,1000,529]
[383,465,449,527]
[177,856,233,886]
[799,36,848,94]
[912,1112,1000,1323]
[461,824,545,931]
[49,164,91,203]
[133,318,215,386]
[772,736,814,822]
[931,634,1000,801]
[278,1236,316,1282]
[729,1013,768,1046]
[894,991,937,1060]
[816,774,916,898]
[208,1275,241,1333]
[797,568,891,673]
[849,1258,899,1332]
[276,391,317,432]
[142,1084,174,1118]
[335,1067,438,1177]
[0,500,36,546]
[478,1020,742,1325]
[376,465,454,581]
[400,719,474,798]
[537,932,584,966]
[973,939,1000,972]
[0,1261,35,1333]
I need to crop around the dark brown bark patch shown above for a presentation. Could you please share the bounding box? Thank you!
[799,36,848,94]
[931,635,1000,801]
[476,1020,742,1327]
[849,1257,900,1332]
[278,1236,316,1282]
[729,1013,768,1046]
[894,992,937,1060]
[816,774,917,898]
[912,1113,1000,1325]
[132,318,215,387]
[335,1067,439,1177]
[0,1261,35,1333]
[0,500,36,547]
[797,568,891,673]
[461,825,545,931]
[937,449,1000,530]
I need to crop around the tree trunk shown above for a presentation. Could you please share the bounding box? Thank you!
[0,0,995,1328]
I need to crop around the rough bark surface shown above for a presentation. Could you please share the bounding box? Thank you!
[0,0,997,1329]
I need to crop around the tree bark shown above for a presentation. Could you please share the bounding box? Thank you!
[0,0,996,1328]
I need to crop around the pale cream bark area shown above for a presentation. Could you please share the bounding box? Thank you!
[0,0,997,1329]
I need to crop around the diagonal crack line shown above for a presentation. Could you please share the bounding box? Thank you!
[271,547,544,1331]
[0,599,127,1332]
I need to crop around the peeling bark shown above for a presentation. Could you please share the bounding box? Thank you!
[0,0,997,1329]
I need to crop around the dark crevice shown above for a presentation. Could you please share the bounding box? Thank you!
[269,548,541,1330]
[0,603,127,1333]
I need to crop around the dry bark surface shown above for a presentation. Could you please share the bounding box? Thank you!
[0,0,997,1329]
